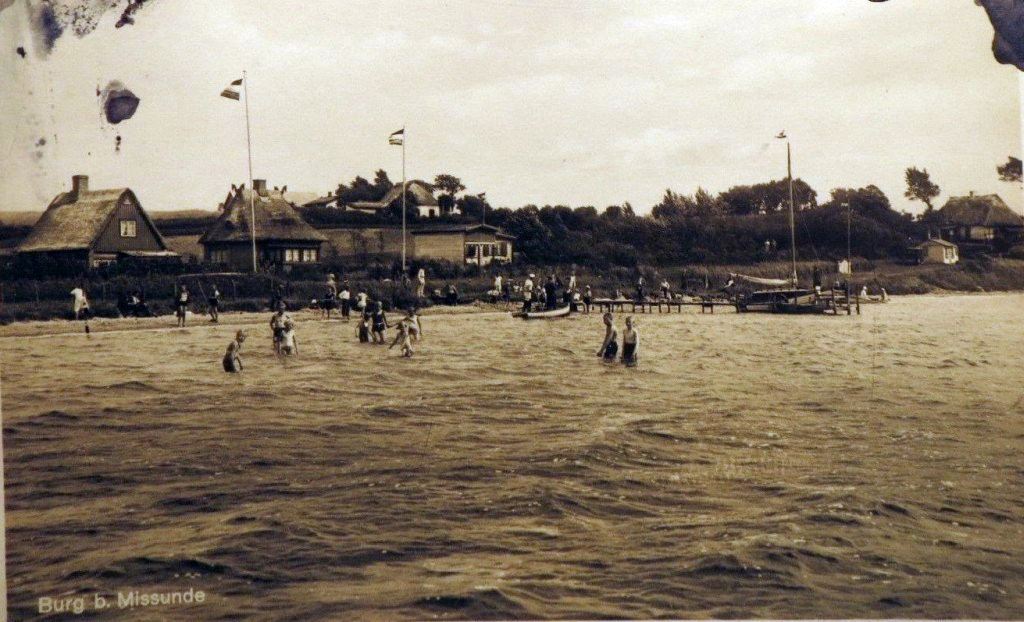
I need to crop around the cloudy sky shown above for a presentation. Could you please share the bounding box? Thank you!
[1,0,1021,215]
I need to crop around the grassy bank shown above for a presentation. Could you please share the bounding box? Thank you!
[2,258,1022,325]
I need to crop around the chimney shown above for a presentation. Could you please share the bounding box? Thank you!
[72,175,88,197]
[969,191,975,197]
[253,179,267,195]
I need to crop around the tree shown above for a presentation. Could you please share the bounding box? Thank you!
[336,175,385,203]
[904,167,940,212]
[692,187,723,218]
[433,174,465,200]
[719,179,817,214]
[651,189,691,219]
[997,156,1022,183]
[372,169,394,196]
[456,192,490,223]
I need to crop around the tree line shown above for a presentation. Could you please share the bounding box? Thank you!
[298,157,1020,267]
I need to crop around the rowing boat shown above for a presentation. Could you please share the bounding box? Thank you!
[512,307,577,321]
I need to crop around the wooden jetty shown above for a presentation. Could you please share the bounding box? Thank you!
[589,289,861,315]
[589,297,734,314]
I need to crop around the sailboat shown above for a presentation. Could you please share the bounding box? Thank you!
[733,134,829,314]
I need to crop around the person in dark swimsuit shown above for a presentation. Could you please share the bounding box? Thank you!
[596,312,618,361]
[357,309,371,343]
[371,301,388,343]
[621,316,639,366]
[223,330,246,372]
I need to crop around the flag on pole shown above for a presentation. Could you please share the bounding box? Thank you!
[220,78,243,100]
[388,128,404,146]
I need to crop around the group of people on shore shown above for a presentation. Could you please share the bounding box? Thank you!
[508,271,595,313]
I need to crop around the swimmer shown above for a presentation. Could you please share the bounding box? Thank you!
[621,316,639,366]
[269,301,291,354]
[389,319,414,357]
[357,310,371,343]
[596,312,618,361]
[405,308,422,341]
[279,320,299,356]
[370,301,388,344]
[223,330,246,372]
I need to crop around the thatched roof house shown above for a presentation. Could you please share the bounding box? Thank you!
[199,179,326,271]
[16,174,177,271]
[938,193,1023,250]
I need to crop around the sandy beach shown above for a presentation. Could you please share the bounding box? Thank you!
[0,301,521,340]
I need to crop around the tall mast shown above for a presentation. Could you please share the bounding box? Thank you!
[787,141,797,286]
[243,70,257,273]
[401,128,407,273]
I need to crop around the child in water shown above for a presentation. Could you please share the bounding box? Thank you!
[405,308,422,341]
[621,316,639,366]
[269,302,291,354]
[389,318,414,357]
[357,310,371,343]
[223,330,246,372]
[596,312,618,361]
[279,320,299,355]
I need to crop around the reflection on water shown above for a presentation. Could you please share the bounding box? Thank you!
[4,294,1024,620]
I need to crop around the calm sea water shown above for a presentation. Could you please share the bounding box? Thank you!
[4,294,1024,620]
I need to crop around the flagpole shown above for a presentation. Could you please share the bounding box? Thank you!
[243,70,257,273]
[401,127,407,273]
[787,141,797,286]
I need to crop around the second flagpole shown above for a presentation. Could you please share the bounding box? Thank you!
[243,70,257,273]
[401,128,406,273]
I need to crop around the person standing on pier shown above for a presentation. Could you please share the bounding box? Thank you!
[522,274,535,313]
[544,275,559,310]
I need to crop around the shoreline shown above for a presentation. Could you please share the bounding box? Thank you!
[1,290,1020,340]
[0,302,520,340]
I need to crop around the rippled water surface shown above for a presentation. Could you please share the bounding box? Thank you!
[4,294,1024,620]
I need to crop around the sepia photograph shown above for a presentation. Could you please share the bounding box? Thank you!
[2,1,1023,620]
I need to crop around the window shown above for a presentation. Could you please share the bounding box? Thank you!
[302,248,318,262]
[284,249,300,262]
[210,249,229,264]
[465,244,478,259]
[119,219,137,237]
